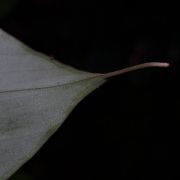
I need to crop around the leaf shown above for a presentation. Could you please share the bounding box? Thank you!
[0,29,169,179]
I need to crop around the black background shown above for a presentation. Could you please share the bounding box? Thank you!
[0,0,179,179]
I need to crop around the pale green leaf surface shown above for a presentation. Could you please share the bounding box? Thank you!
[0,29,106,179]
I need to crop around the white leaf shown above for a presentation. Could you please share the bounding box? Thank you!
[0,29,169,179]
[0,29,106,180]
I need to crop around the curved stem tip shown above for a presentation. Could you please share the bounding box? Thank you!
[102,62,170,78]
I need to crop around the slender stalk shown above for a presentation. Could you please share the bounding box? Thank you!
[102,62,169,78]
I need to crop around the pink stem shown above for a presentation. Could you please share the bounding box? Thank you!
[101,62,169,78]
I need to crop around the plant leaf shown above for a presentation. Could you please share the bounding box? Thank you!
[0,29,106,179]
[0,29,169,179]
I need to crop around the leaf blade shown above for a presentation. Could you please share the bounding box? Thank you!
[0,29,105,179]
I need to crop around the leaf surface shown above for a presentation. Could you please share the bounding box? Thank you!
[0,29,169,179]
[0,29,106,179]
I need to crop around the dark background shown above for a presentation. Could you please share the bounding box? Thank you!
[0,0,179,179]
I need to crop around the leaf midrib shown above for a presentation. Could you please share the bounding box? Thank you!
[0,74,103,94]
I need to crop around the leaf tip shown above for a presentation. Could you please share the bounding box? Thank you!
[102,62,170,79]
